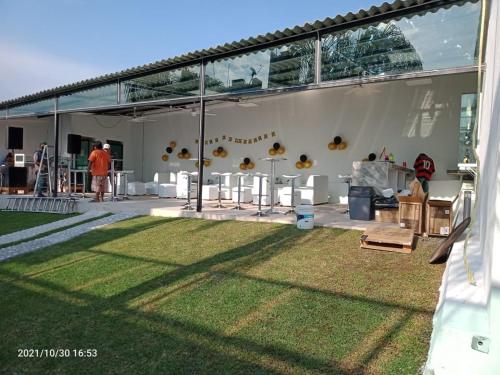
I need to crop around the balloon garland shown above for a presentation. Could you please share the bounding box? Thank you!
[328,136,348,151]
[178,148,191,159]
[268,142,286,156]
[163,140,176,161]
[240,157,255,170]
[296,154,313,169]
[212,146,228,158]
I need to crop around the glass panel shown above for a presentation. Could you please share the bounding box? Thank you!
[205,38,315,94]
[459,93,477,164]
[321,1,481,81]
[121,65,200,103]
[8,99,54,116]
[59,83,117,110]
[0,108,6,118]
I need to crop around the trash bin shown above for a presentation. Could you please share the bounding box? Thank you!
[348,186,375,221]
[296,204,314,229]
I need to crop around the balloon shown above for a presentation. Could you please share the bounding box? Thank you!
[368,153,376,161]
[277,147,285,154]
[195,161,199,168]
[217,146,224,152]
[295,161,304,169]
[328,142,336,150]
[220,150,227,158]
[338,142,347,150]
[269,148,277,156]
[240,163,247,170]
[304,160,312,168]
[166,147,173,154]
[185,152,192,159]
[177,152,183,158]
[181,148,188,154]
[300,154,307,163]
[273,142,280,150]
[243,157,251,165]
[204,160,211,167]
[334,136,342,145]
[169,141,177,148]
[248,162,255,169]
[162,154,169,161]
[212,149,220,157]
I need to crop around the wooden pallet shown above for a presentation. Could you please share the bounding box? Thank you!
[360,226,416,254]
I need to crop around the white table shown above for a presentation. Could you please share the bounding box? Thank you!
[259,157,287,214]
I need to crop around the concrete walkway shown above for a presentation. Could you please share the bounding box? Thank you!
[0,210,108,246]
[0,212,137,262]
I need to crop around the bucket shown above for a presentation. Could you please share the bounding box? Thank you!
[296,205,314,229]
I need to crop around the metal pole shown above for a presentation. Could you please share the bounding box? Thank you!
[196,62,206,212]
[53,97,59,197]
[314,31,321,85]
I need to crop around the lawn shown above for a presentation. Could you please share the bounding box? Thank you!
[0,212,77,236]
[0,217,445,374]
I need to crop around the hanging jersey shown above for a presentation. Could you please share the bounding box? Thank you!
[414,154,435,181]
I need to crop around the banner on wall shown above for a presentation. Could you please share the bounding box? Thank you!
[195,131,277,145]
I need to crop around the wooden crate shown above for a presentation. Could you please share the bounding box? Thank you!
[360,226,416,254]
[398,195,427,235]
[426,200,453,237]
[375,208,399,224]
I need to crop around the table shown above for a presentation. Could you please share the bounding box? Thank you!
[68,169,88,198]
[259,157,287,214]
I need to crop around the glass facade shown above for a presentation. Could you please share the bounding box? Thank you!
[321,1,480,82]
[205,38,315,94]
[459,93,477,164]
[59,83,117,110]
[8,99,54,116]
[0,108,6,118]
[120,65,200,103]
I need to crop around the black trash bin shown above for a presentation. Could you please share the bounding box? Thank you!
[348,186,375,221]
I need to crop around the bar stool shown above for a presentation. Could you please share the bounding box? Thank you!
[182,171,197,211]
[283,174,300,215]
[338,174,352,214]
[232,172,248,210]
[252,173,268,217]
[211,172,225,208]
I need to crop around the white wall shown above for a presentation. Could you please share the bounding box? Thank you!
[0,117,51,162]
[141,72,476,201]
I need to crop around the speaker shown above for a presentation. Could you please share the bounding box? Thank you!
[7,127,23,150]
[67,134,81,154]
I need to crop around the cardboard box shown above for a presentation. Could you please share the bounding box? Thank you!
[426,200,453,237]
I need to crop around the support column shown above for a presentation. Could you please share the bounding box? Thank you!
[53,97,59,197]
[314,31,321,85]
[196,62,206,212]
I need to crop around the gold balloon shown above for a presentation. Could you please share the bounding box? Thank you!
[269,148,277,156]
[204,159,211,167]
[296,161,304,169]
[220,150,228,158]
[169,141,177,148]
[212,149,220,157]
[161,154,169,161]
[328,142,337,150]
[304,160,313,168]
[247,162,255,169]
[338,142,347,150]
[185,152,192,159]
[277,146,285,154]
[240,163,247,170]
[177,152,183,159]
[195,161,199,168]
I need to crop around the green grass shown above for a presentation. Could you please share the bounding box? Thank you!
[0,212,78,236]
[0,217,445,374]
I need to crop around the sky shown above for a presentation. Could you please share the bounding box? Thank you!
[0,0,377,102]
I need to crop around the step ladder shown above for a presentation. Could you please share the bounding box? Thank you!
[3,197,78,214]
[33,144,53,197]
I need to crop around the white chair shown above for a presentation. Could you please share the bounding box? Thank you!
[176,171,197,199]
[297,175,329,205]
[127,181,146,196]
[202,185,219,200]
[232,187,253,204]
[145,181,158,195]
[144,172,176,196]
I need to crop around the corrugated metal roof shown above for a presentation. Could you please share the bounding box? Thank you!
[0,0,467,107]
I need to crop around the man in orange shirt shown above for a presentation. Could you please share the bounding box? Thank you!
[88,142,111,202]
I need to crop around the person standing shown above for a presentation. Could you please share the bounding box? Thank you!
[33,142,48,197]
[88,142,110,202]
[413,153,435,193]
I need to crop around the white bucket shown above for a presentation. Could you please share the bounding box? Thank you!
[296,204,314,229]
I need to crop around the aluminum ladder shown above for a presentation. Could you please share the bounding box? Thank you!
[4,196,77,214]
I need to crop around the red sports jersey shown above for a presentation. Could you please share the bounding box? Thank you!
[414,153,435,181]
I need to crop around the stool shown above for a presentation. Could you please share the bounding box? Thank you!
[282,174,300,214]
[211,172,225,208]
[252,173,269,217]
[338,174,352,213]
[232,172,248,210]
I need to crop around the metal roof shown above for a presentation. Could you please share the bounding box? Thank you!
[0,0,469,107]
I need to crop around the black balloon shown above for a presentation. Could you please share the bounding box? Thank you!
[181,148,188,154]
[334,136,342,145]
[300,154,307,163]
[217,146,224,152]
[166,147,173,154]
[368,153,376,161]
[243,157,250,165]
[273,142,280,150]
